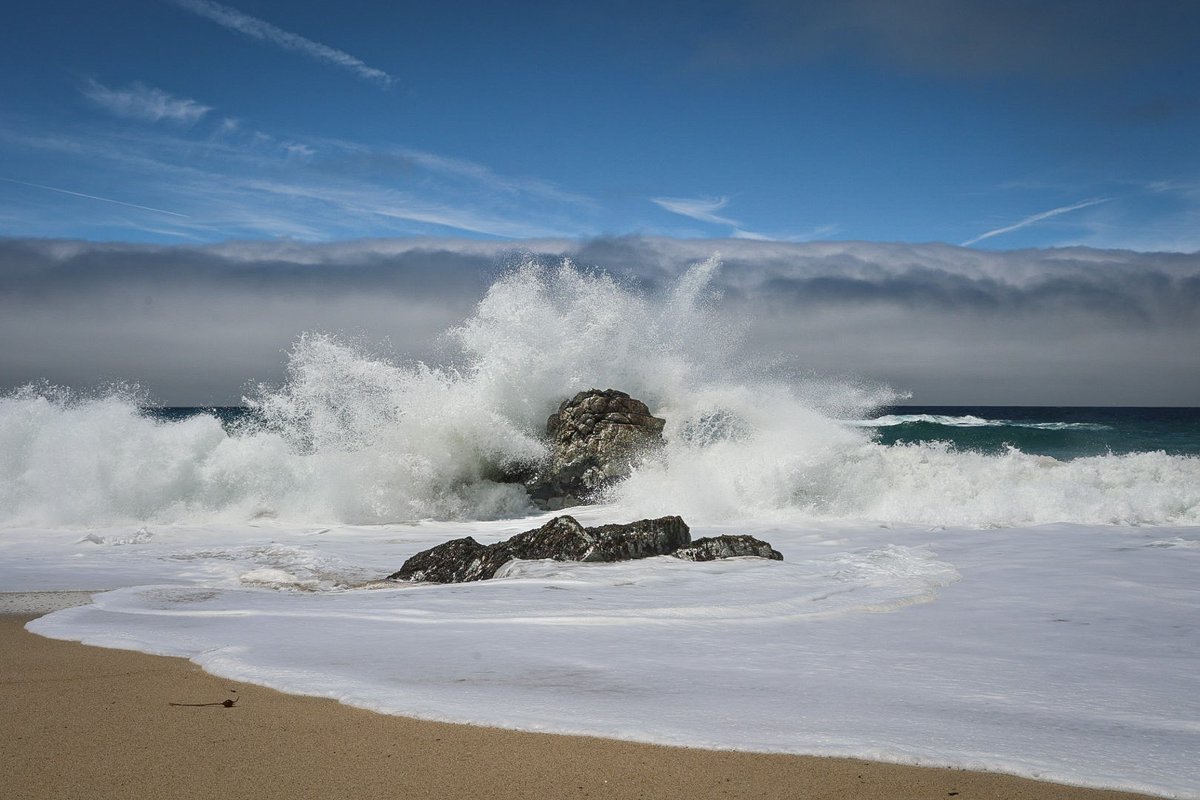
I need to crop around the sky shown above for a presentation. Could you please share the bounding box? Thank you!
[2,0,1200,249]
[1,1,1198,405]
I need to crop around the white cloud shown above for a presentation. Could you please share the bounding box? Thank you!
[282,142,316,159]
[652,195,740,226]
[234,177,571,239]
[0,114,592,240]
[732,227,771,240]
[653,196,835,243]
[963,198,1109,246]
[81,79,212,125]
[166,0,394,87]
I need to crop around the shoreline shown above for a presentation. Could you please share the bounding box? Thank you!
[2,613,1162,800]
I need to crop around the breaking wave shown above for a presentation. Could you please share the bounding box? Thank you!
[1,258,1197,528]
[855,414,1111,431]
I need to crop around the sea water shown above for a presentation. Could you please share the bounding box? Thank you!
[2,259,1198,797]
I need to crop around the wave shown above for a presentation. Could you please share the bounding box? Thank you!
[853,414,1111,431]
[1,258,1197,529]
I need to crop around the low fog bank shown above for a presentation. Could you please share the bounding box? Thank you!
[2,236,1196,406]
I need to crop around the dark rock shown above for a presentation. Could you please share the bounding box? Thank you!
[496,515,596,563]
[388,514,692,583]
[672,535,784,562]
[387,536,490,583]
[527,389,665,510]
[586,516,691,561]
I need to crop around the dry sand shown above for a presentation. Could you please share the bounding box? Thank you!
[1,614,1160,800]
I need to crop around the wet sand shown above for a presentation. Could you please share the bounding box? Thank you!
[1,615,1160,800]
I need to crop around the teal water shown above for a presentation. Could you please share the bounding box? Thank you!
[866,406,1200,460]
[144,406,1200,462]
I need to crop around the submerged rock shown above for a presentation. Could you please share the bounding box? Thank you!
[672,535,784,562]
[526,389,665,510]
[388,515,781,584]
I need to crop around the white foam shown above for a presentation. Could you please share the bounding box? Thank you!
[1,261,1195,530]
[855,413,1111,431]
[20,520,1200,799]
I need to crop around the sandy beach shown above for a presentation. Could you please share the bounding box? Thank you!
[2,614,1161,800]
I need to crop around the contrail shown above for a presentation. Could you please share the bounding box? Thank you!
[963,198,1108,246]
[166,0,394,87]
[1,177,190,218]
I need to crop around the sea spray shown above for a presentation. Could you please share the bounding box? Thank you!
[1,257,1198,528]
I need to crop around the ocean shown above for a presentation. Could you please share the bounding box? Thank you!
[2,261,1198,797]
[149,403,1200,461]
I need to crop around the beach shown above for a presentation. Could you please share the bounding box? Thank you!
[2,614,1160,800]
[1,265,1197,798]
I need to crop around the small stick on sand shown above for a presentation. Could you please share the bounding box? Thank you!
[169,698,238,708]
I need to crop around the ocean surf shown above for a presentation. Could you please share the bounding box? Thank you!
[3,258,1198,797]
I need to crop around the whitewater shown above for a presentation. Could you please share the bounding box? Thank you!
[3,259,1198,798]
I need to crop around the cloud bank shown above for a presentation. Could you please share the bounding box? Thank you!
[1,237,1196,405]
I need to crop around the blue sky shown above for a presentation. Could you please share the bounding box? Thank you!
[2,0,1199,250]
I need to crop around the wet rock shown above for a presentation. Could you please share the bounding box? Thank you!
[672,535,784,562]
[388,514,692,583]
[527,389,665,510]
[584,515,691,561]
[388,536,491,583]
[495,515,596,564]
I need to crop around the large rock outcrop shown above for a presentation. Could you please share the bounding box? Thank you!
[387,516,783,584]
[526,389,665,510]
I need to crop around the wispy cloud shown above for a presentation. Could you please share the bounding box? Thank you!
[0,114,590,240]
[166,0,394,87]
[81,79,212,125]
[312,138,595,207]
[962,198,1110,246]
[652,195,834,242]
[652,195,740,227]
[0,176,189,217]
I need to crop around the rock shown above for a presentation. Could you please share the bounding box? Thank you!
[672,535,784,562]
[496,515,596,563]
[388,514,692,583]
[388,536,490,583]
[388,516,784,584]
[584,515,691,562]
[527,389,665,510]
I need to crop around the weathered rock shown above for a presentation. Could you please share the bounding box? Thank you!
[495,515,596,563]
[388,514,692,583]
[388,536,490,583]
[527,389,665,510]
[672,535,784,562]
[585,516,691,561]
